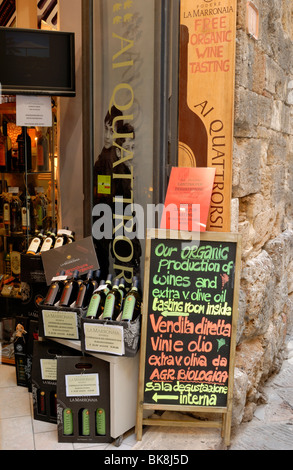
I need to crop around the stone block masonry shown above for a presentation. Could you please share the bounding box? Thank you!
[231,0,293,424]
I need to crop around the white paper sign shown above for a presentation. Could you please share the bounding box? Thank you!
[83,323,125,356]
[65,373,100,397]
[40,359,57,381]
[16,95,52,127]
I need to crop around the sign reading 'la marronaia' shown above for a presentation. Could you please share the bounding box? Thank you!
[179,0,237,233]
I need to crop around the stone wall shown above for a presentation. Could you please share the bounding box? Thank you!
[232,0,293,425]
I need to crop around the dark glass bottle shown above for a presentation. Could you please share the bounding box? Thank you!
[21,195,32,234]
[10,194,22,233]
[44,270,66,306]
[26,229,45,255]
[104,274,113,294]
[178,24,208,168]
[35,193,48,231]
[17,127,32,172]
[3,196,11,233]
[118,278,126,310]
[36,128,49,172]
[121,279,142,322]
[38,390,46,415]
[102,279,122,321]
[93,269,101,284]
[75,270,98,309]
[40,228,57,252]
[0,121,11,172]
[59,270,80,307]
[0,122,7,172]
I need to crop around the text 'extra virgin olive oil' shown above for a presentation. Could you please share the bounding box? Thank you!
[121,279,142,322]
[102,279,122,321]
[85,279,107,319]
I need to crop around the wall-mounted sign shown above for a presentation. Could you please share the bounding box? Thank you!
[16,95,52,127]
[179,0,237,232]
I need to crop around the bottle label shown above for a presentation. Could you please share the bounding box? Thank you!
[40,238,53,252]
[54,237,64,248]
[51,275,67,282]
[86,293,101,318]
[21,207,30,229]
[102,293,115,319]
[3,203,10,223]
[122,295,136,321]
[27,238,41,254]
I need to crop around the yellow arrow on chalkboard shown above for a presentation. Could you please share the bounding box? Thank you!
[161,311,190,317]
[152,393,179,403]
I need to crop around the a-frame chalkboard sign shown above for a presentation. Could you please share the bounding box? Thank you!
[136,229,242,446]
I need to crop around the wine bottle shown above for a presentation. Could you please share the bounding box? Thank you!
[26,230,45,255]
[54,229,66,248]
[40,228,57,252]
[3,197,11,233]
[59,270,80,307]
[36,128,49,172]
[21,196,31,234]
[82,409,90,436]
[14,324,27,387]
[43,270,66,306]
[35,192,48,231]
[17,127,32,172]
[178,24,208,168]
[3,121,11,171]
[50,392,57,418]
[38,390,46,415]
[67,233,74,244]
[85,279,107,319]
[121,279,142,322]
[102,279,122,321]
[0,121,11,172]
[118,278,126,311]
[10,193,22,233]
[75,270,98,309]
[104,274,113,294]
[94,269,101,284]
[4,244,13,276]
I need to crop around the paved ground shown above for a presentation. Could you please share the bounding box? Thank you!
[133,334,293,451]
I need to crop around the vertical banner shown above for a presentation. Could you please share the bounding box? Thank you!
[179,0,237,232]
[93,0,156,283]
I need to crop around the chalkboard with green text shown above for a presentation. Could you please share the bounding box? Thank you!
[136,229,241,446]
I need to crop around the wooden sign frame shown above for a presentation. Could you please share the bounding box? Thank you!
[136,229,242,446]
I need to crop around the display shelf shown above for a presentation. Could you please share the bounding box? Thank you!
[46,337,140,441]
[0,96,58,310]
